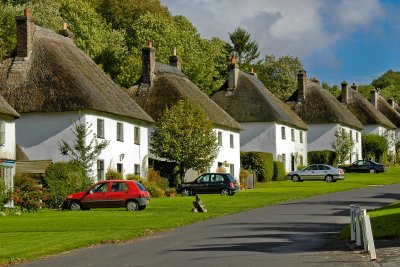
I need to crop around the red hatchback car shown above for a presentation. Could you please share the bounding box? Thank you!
[62,180,150,211]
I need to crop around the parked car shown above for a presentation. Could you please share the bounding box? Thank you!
[287,164,345,182]
[62,180,150,211]
[177,173,239,196]
[342,160,386,174]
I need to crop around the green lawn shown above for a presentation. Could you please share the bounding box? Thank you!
[1,167,400,265]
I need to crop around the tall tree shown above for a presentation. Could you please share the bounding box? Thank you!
[227,27,260,71]
[371,70,400,103]
[58,120,109,176]
[321,82,340,98]
[257,54,303,101]
[150,100,219,183]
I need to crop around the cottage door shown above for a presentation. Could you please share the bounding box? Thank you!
[291,155,295,171]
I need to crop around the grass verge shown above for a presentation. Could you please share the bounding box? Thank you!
[1,167,400,264]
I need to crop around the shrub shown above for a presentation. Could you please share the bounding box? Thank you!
[43,162,92,208]
[147,167,169,193]
[125,173,140,181]
[13,173,46,212]
[0,179,11,209]
[239,169,249,187]
[308,150,337,165]
[241,151,274,182]
[362,134,388,163]
[273,161,285,181]
[296,165,307,170]
[142,181,163,198]
[105,168,123,180]
[149,159,180,187]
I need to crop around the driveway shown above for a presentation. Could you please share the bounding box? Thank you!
[18,184,400,267]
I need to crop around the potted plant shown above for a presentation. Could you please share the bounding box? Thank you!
[167,187,177,197]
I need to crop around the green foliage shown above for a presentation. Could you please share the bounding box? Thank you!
[147,167,169,192]
[308,150,337,165]
[331,128,355,164]
[273,161,285,181]
[296,165,307,170]
[257,54,303,101]
[372,70,400,103]
[141,181,163,198]
[239,168,249,186]
[0,179,10,209]
[150,100,218,183]
[43,161,91,208]
[240,151,274,182]
[125,173,140,181]
[58,119,109,177]
[362,134,388,163]
[356,84,374,99]
[105,168,123,180]
[149,158,179,187]
[227,27,260,71]
[321,82,341,98]
[13,173,46,212]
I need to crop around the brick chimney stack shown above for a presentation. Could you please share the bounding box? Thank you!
[248,67,257,78]
[16,7,34,58]
[297,70,307,102]
[351,83,358,91]
[141,41,155,87]
[228,55,239,90]
[341,81,349,104]
[169,47,181,70]
[370,89,378,108]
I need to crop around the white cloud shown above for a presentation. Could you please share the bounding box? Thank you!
[162,0,385,63]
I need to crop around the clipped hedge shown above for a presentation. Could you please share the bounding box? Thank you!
[308,150,337,165]
[241,151,274,182]
[43,162,92,208]
[273,161,285,181]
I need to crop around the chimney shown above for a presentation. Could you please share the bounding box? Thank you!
[388,98,395,108]
[141,41,155,87]
[297,70,307,102]
[58,22,75,40]
[351,83,358,91]
[16,7,34,58]
[248,67,257,78]
[340,81,349,104]
[370,89,378,108]
[227,55,239,90]
[169,47,181,70]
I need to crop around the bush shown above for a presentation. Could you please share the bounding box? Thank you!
[241,151,274,182]
[273,161,285,181]
[0,179,11,209]
[125,173,140,180]
[13,173,46,212]
[105,168,123,180]
[239,169,249,187]
[147,167,169,193]
[296,165,307,170]
[308,150,337,165]
[43,162,92,208]
[142,181,164,198]
[149,159,180,187]
[362,134,389,164]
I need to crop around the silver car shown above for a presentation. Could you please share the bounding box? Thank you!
[287,164,345,182]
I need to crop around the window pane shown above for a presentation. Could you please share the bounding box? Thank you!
[117,122,124,141]
[97,119,104,138]
[134,127,140,145]
[0,121,5,144]
[300,131,303,143]
[291,129,295,141]
[134,164,140,176]
[281,127,286,139]
[230,134,234,148]
[97,160,104,181]
[117,163,123,174]
[218,131,222,146]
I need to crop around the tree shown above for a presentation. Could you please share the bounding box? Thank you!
[331,128,355,165]
[58,119,109,176]
[321,82,340,98]
[150,100,219,183]
[371,70,400,103]
[227,27,260,71]
[362,133,388,163]
[257,54,303,101]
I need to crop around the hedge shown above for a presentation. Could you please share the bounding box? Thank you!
[241,151,274,182]
[308,150,337,165]
[273,161,285,181]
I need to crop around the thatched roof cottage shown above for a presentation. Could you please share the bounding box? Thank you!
[129,44,241,181]
[211,58,308,172]
[286,71,364,163]
[0,9,154,180]
[338,83,396,153]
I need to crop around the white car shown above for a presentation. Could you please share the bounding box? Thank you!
[287,164,345,182]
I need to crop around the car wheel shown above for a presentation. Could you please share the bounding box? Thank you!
[181,188,191,196]
[138,205,146,211]
[221,188,229,196]
[369,168,376,174]
[325,175,334,183]
[292,175,301,182]
[70,201,81,211]
[126,200,139,211]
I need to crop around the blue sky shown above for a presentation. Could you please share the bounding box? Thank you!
[161,0,400,86]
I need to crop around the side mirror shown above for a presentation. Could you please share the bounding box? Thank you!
[89,190,93,194]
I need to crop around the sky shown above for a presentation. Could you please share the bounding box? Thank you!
[161,0,400,86]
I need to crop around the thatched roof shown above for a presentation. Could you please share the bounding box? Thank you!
[0,94,19,118]
[129,63,241,130]
[376,95,400,128]
[286,80,363,130]
[0,25,153,123]
[211,71,307,130]
[337,89,396,129]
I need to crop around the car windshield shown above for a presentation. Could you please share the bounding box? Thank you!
[135,181,146,191]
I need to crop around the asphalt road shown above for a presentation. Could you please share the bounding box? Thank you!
[18,183,400,267]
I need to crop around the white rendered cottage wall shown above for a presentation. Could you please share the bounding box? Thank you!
[240,122,307,172]
[308,123,362,164]
[16,111,149,180]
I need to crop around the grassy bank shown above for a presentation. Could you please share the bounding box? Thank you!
[1,167,400,264]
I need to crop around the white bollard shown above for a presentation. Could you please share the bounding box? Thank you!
[350,205,356,241]
[363,214,377,260]
[360,209,368,250]
[355,207,362,246]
